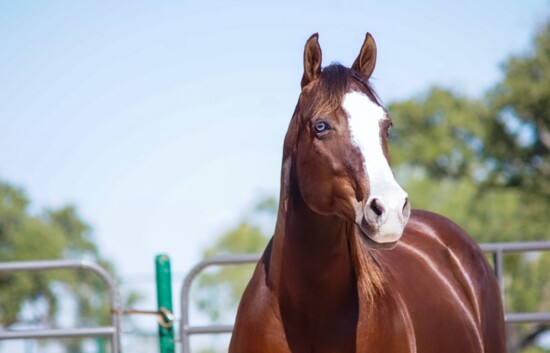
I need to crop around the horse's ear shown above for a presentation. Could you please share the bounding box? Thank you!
[352,33,377,79]
[301,33,322,88]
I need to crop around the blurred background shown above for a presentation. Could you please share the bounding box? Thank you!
[1,0,550,352]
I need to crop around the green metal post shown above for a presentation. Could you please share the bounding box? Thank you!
[156,254,175,353]
[95,337,106,353]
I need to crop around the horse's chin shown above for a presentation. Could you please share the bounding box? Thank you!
[356,224,399,251]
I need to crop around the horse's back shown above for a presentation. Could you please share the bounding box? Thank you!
[378,209,506,352]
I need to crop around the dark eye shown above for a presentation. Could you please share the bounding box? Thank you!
[314,120,330,133]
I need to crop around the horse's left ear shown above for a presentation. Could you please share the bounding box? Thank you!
[352,33,377,79]
[301,33,322,88]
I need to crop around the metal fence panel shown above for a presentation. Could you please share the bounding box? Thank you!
[0,260,122,353]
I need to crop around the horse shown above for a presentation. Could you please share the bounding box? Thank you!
[229,33,506,353]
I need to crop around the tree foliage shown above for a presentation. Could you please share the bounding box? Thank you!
[0,181,138,352]
[390,87,488,180]
[485,20,550,201]
[194,198,274,323]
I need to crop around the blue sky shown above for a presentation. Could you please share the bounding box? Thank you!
[1,0,549,281]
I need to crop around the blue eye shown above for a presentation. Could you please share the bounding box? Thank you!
[314,120,330,133]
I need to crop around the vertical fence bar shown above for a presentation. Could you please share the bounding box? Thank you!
[156,254,175,353]
[493,249,505,304]
[180,254,262,353]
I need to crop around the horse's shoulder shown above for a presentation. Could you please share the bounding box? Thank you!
[404,209,482,256]
[237,244,276,317]
[380,209,503,350]
[231,241,290,352]
[398,209,497,300]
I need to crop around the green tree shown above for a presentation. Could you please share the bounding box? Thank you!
[390,87,488,180]
[195,197,275,323]
[485,20,550,199]
[484,19,550,352]
[389,87,548,243]
[0,181,140,352]
[193,197,275,353]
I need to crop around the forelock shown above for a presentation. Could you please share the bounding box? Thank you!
[304,63,381,119]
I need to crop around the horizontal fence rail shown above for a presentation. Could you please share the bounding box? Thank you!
[480,241,550,325]
[180,241,550,353]
[0,259,122,353]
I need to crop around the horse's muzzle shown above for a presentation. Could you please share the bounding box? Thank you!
[357,193,411,248]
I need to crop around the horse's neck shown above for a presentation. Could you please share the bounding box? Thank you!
[269,181,358,314]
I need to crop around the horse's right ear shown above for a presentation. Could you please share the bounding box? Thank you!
[301,33,322,88]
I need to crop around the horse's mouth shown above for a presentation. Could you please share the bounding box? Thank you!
[356,218,399,250]
[357,226,398,250]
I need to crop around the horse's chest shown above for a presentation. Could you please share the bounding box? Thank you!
[358,271,484,352]
[355,295,415,353]
[279,295,360,353]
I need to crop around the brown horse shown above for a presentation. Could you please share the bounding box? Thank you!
[229,33,506,353]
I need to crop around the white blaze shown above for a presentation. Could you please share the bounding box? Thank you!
[342,91,408,240]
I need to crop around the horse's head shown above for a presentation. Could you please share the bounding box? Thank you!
[284,33,411,249]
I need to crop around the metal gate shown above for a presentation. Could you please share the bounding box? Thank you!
[480,241,550,324]
[0,259,122,353]
[0,255,176,353]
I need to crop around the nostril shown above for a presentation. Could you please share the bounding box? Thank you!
[370,198,385,217]
[402,197,411,219]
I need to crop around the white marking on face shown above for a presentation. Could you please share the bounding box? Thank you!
[343,91,392,195]
[342,91,408,240]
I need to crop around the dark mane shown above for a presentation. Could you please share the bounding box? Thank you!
[309,64,381,117]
